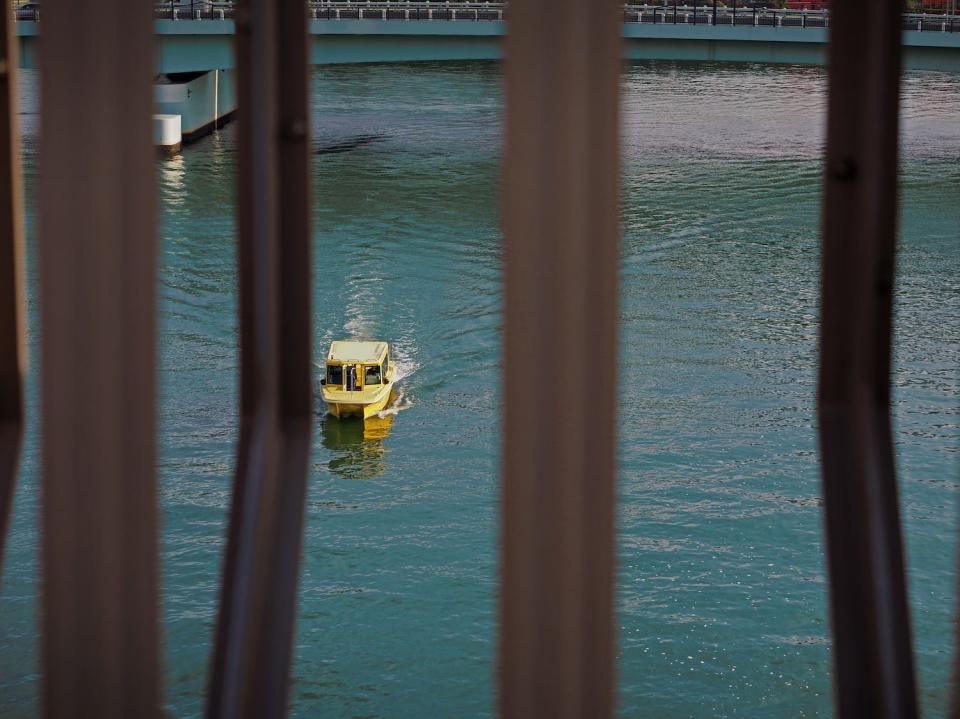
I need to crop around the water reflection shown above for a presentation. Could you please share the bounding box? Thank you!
[158,153,186,207]
[320,412,395,480]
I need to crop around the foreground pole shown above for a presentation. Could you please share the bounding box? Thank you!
[818,1,918,717]
[0,0,24,578]
[206,0,312,716]
[39,1,160,716]
[499,0,621,717]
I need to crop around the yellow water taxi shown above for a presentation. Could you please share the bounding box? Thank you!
[320,340,396,419]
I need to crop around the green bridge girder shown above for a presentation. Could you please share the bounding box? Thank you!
[14,20,960,73]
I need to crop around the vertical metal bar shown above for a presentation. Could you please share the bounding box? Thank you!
[39,0,159,716]
[818,1,919,718]
[0,0,24,575]
[500,0,620,717]
[206,0,312,715]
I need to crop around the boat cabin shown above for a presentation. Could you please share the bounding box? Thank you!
[323,340,390,392]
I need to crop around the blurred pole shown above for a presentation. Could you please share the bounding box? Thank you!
[206,0,312,716]
[0,0,24,578]
[818,0,918,717]
[499,0,620,717]
[39,0,160,716]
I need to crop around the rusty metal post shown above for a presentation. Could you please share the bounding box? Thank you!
[206,0,312,716]
[499,0,621,717]
[0,0,24,576]
[39,1,160,717]
[818,1,918,717]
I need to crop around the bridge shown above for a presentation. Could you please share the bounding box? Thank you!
[13,4,959,152]
[14,4,960,73]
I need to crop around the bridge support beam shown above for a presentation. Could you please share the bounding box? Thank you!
[155,69,237,153]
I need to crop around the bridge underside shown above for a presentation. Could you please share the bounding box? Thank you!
[14,21,960,73]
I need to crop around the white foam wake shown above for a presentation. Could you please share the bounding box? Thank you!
[376,386,414,418]
[377,347,418,417]
[389,353,418,383]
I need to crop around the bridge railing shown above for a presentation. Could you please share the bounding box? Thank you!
[10,2,960,32]
[148,2,508,22]
[622,6,958,31]
[623,5,830,27]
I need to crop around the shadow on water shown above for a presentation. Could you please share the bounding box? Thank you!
[315,133,384,156]
[320,412,395,480]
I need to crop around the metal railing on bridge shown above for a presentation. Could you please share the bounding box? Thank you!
[621,4,959,31]
[148,2,507,22]
[18,2,960,32]
[144,2,959,32]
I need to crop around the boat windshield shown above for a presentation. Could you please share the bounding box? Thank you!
[327,364,343,385]
[364,365,382,385]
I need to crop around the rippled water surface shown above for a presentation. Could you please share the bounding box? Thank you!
[1,62,958,718]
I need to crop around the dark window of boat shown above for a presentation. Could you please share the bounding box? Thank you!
[383,355,389,378]
[365,365,382,385]
[327,365,343,385]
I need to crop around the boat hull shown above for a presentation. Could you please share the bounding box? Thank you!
[323,383,394,419]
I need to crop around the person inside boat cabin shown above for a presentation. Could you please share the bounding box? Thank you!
[326,361,383,388]
[327,363,343,385]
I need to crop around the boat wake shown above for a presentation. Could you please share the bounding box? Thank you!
[377,352,418,417]
[376,386,413,418]
[390,353,418,384]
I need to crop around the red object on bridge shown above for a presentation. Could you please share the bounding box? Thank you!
[786,0,956,9]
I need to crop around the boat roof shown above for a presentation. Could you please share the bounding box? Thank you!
[327,340,388,363]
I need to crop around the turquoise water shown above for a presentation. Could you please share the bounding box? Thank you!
[1,62,958,717]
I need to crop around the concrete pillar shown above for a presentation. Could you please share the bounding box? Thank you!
[153,114,182,156]
[155,69,237,145]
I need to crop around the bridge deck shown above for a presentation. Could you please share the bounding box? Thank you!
[13,16,960,73]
